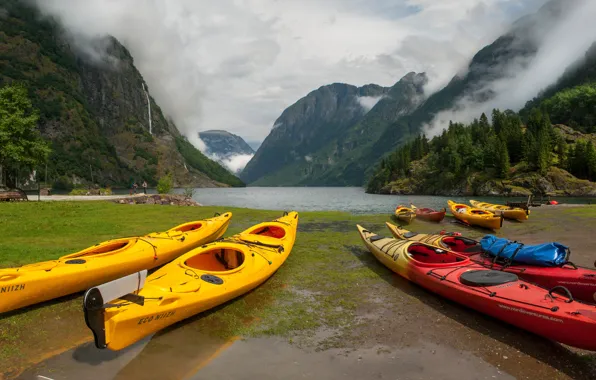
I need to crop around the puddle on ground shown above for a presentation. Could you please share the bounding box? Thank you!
[16,323,233,380]
[189,337,513,380]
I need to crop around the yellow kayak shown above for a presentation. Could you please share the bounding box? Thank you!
[84,211,299,351]
[469,200,529,221]
[0,213,232,314]
[447,200,502,230]
[395,205,416,224]
[385,223,476,251]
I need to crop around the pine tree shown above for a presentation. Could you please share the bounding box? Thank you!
[479,113,491,131]
[506,113,524,164]
[496,139,511,178]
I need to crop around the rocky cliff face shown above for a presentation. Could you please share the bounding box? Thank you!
[0,0,242,188]
[242,74,426,185]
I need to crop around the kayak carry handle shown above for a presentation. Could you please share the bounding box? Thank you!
[548,286,574,303]
[214,212,221,216]
[283,211,289,216]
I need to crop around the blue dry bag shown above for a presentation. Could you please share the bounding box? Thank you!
[480,235,568,267]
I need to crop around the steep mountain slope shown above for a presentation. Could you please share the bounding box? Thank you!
[521,42,596,132]
[242,73,426,186]
[0,0,243,188]
[241,83,390,184]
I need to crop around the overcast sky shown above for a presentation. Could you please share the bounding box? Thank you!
[35,0,547,146]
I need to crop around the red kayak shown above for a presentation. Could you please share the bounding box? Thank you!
[386,225,596,304]
[411,204,446,223]
[359,226,596,351]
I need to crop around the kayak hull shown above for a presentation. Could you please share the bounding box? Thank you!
[395,206,416,224]
[414,207,446,223]
[385,224,596,304]
[0,213,232,314]
[359,225,596,351]
[448,200,502,230]
[91,212,299,351]
[470,200,528,221]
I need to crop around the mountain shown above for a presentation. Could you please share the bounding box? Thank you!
[0,0,243,188]
[199,130,255,173]
[199,130,254,157]
[241,74,426,185]
[242,0,570,187]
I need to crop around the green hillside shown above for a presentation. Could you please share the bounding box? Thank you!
[0,0,243,188]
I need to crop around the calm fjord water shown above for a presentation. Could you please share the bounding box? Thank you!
[185,187,590,214]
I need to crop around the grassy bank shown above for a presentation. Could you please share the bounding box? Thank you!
[1,202,596,379]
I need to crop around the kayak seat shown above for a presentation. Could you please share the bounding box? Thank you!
[442,237,479,252]
[408,244,463,264]
[463,245,483,253]
[186,248,245,271]
[460,270,518,287]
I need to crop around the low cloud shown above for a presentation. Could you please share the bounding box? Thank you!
[356,95,385,112]
[31,0,546,146]
[213,153,254,174]
[424,0,596,136]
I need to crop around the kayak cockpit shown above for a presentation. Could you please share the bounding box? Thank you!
[171,222,203,233]
[407,243,468,265]
[185,248,245,271]
[248,225,286,239]
[63,239,133,259]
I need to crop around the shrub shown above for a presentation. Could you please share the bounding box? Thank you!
[100,187,112,195]
[183,187,195,198]
[52,175,73,191]
[69,188,88,195]
[156,173,173,194]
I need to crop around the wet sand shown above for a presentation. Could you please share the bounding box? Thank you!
[4,205,596,380]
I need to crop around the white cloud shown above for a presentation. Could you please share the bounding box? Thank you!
[356,95,385,112]
[34,0,548,147]
[424,0,596,136]
[215,153,254,173]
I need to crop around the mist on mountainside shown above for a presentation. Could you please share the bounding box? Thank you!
[32,0,546,153]
[424,0,596,136]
